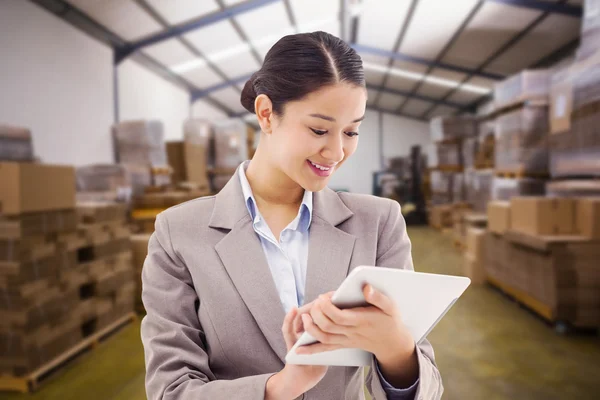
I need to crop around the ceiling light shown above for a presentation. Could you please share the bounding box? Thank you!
[363,62,491,95]
[170,17,335,75]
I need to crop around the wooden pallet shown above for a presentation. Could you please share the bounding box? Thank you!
[429,165,464,173]
[0,313,137,393]
[474,161,494,170]
[494,97,549,116]
[495,170,549,179]
[487,276,554,322]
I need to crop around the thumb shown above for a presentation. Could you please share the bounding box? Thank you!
[363,284,395,316]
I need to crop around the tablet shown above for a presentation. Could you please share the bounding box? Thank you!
[285,266,470,366]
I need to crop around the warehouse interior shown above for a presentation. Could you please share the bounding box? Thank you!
[0,0,599,399]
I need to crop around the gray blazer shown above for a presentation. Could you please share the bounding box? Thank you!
[141,171,443,400]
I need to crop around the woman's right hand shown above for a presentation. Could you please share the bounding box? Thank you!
[265,307,328,400]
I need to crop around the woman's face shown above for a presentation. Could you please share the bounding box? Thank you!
[267,83,367,193]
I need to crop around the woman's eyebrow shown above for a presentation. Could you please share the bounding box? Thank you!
[309,113,365,123]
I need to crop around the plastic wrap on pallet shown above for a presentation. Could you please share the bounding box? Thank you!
[546,179,600,197]
[452,173,465,203]
[76,163,150,199]
[430,171,452,193]
[213,119,248,170]
[494,70,550,109]
[0,125,34,162]
[573,65,600,112]
[112,120,167,166]
[550,127,600,178]
[427,143,461,168]
[495,105,549,174]
[429,116,477,142]
[491,177,546,200]
[183,119,212,148]
[465,169,493,213]
[578,0,600,60]
[462,137,478,169]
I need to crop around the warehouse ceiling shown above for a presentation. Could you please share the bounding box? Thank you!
[37,0,583,122]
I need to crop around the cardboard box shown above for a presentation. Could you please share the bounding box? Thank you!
[166,141,208,188]
[510,197,576,236]
[549,66,573,135]
[487,201,511,234]
[0,125,34,162]
[577,198,600,239]
[466,227,486,261]
[429,116,477,143]
[0,163,75,216]
[185,142,209,188]
[494,70,550,109]
[167,142,186,184]
[464,255,486,285]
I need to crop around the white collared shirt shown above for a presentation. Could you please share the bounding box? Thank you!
[238,161,313,313]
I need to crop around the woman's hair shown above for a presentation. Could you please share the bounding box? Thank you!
[240,31,365,115]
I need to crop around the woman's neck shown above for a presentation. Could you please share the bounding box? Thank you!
[245,152,304,208]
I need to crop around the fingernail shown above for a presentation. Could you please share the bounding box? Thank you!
[367,285,374,297]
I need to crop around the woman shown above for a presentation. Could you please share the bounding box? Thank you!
[141,31,442,400]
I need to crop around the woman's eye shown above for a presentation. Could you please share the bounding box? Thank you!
[345,131,359,137]
[310,128,327,136]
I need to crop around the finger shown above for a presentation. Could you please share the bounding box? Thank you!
[363,284,396,316]
[310,301,346,335]
[296,342,344,355]
[282,307,298,351]
[302,314,346,346]
[318,295,358,327]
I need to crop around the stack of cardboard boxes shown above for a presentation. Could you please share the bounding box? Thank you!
[112,120,171,194]
[485,197,600,329]
[131,233,151,313]
[211,119,249,192]
[427,116,476,225]
[167,119,211,192]
[548,0,600,183]
[0,162,82,376]
[67,202,135,333]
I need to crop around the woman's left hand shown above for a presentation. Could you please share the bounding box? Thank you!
[293,284,417,372]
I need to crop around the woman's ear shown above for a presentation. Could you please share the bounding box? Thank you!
[255,94,274,134]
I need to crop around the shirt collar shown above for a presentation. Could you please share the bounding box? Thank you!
[238,161,313,232]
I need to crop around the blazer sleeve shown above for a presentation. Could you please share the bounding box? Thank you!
[365,200,444,400]
[140,213,276,400]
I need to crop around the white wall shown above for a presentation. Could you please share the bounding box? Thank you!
[382,114,431,161]
[328,111,430,194]
[118,60,191,142]
[192,99,229,122]
[0,0,114,166]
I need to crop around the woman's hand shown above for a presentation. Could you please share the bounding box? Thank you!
[265,307,328,400]
[296,285,419,388]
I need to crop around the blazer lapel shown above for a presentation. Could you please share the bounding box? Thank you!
[304,188,356,304]
[210,169,287,363]
[214,220,288,363]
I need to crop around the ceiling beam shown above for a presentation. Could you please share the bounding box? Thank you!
[367,84,463,109]
[353,44,505,81]
[372,0,420,107]
[397,1,484,113]
[115,0,280,63]
[191,74,253,103]
[425,0,568,118]
[485,0,583,17]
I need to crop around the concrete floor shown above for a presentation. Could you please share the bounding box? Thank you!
[1,227,599,400]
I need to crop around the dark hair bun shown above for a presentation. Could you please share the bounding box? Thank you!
[240,74,258,114]
[239,32,364,116]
